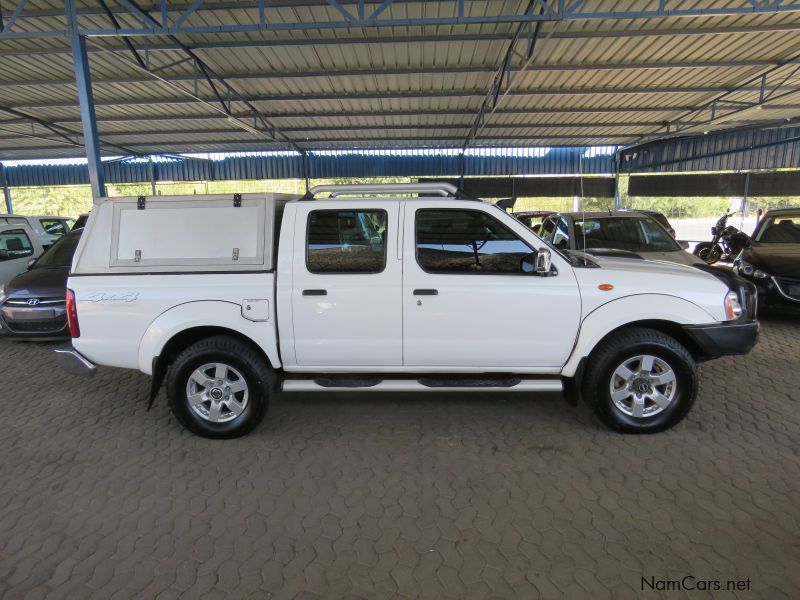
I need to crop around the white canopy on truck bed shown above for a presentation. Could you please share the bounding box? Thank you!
[72,192,299,275]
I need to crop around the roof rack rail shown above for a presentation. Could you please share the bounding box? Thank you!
[307,182,459,198]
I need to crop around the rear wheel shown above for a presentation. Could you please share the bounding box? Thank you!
[166,336,273,439]
[582,327,697,433]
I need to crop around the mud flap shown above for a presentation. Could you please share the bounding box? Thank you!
[147,355,167,411]
[562,357,587,406]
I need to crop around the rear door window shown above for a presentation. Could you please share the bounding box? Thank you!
[306,210,388,273]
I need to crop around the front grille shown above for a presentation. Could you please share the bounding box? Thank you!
[774,276,800,302]
[4,296,65,307]
[5,317,67,333]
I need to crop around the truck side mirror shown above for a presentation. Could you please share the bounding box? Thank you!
[522,248,554,275]
[535,247,552,275]
[678,240,690,250]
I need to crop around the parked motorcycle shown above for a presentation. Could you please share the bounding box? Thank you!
[693,212,750,265]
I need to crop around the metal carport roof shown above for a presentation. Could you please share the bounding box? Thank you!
[3,1,800,161]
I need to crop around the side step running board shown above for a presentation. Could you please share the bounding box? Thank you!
[282,378,563,393]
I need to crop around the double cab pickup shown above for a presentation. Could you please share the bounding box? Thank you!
[56,183,759,438]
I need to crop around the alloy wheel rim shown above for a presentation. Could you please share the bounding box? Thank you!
[185,362,249,423]
[609,354,677,418]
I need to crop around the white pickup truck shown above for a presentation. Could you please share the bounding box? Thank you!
[56,183,759,438]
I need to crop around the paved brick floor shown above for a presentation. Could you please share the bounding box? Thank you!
[1,317,799,599]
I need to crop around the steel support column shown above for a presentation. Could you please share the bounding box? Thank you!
[1,163,12,213]
[613,149,623,210]
[148,156,156,195]
[66,0,105,200]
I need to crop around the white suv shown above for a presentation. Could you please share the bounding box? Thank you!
[0,215,75,248]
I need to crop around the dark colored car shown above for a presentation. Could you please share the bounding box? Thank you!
[0,228,82,340]
[72,213,89,230]
[735,208,800,313]
[512,210,554,235]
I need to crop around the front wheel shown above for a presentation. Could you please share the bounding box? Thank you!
[582,327,698,433]
[694,242,722,265]
[166,335,273,439]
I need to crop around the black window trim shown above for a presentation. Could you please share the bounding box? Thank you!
[414,207,537,276]
[305,208,389,275]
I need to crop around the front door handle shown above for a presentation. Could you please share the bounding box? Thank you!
[302,289,327,296]
[413,289,438,296]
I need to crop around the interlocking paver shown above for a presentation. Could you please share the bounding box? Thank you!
[0,316,799,597]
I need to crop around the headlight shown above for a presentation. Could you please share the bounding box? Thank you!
[724,290,743,320]
[738,261,769,280]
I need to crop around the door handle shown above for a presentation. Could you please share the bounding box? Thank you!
[413,289,438,296]
[302,289,327,296]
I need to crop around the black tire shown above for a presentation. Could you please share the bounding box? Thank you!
[582,327,698,433]
[694,242,721,265]
[166,335,273,439]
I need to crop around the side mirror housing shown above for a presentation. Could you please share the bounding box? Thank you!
[536,247,553,275]
[678,240,690,250]
[522,248,555,275]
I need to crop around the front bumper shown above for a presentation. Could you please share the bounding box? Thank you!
[751,277,800,314]
[682,320,759,361]
[0,301,69,340]
[54,343,97,378]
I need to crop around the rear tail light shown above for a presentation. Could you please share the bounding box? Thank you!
[66,288,80,338]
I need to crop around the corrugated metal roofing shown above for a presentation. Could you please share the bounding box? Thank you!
[2,1,800,160]
[621,125,800,172]
[3,147,616,187]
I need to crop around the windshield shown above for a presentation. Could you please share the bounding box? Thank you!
[755,213,800,244]
[574,216,680,252]
[32,230,81,268]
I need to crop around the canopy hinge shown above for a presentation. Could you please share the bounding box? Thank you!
[137,196,146,210]
[233,193,242,207]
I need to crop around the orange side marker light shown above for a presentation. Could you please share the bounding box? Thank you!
[598,283,614,291]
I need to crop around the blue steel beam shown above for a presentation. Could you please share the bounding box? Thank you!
[10,23,800,57]
[630,47,800,146]
[8,85,798,111]
[66,0,106,199]
[97,0,303,153]
[464,0,543,150]
[4,1,800,39]
[1,163,12,214]
[4,59,790,89]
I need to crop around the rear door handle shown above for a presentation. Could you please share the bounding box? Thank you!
[302,289,327,296]
[413,289,438,296]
